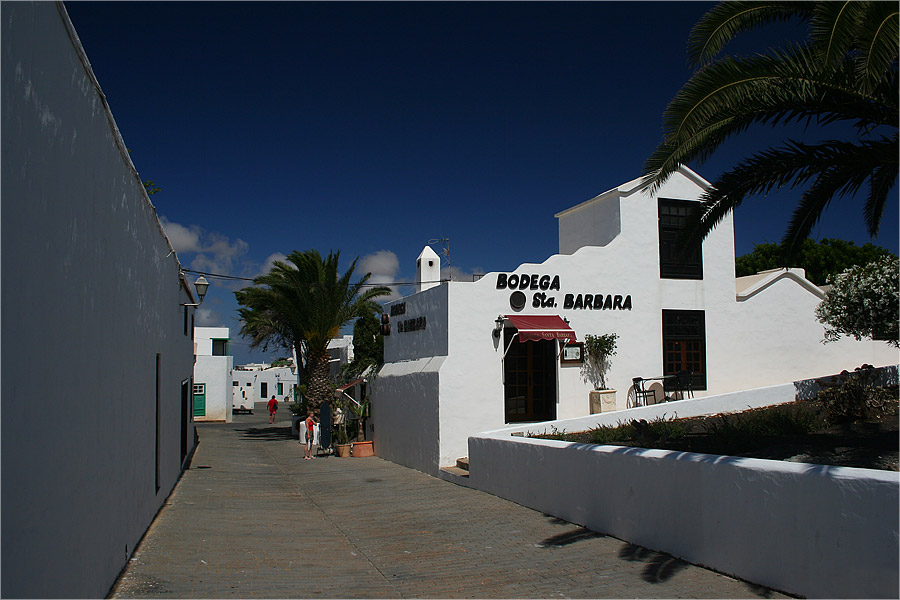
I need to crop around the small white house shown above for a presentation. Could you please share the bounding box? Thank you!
[193,327,234,422]
[372,166,899,475]
[232,364,298,411]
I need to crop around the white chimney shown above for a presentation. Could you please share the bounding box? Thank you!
[416,246,441,292]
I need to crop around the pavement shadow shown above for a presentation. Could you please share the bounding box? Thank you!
[539,526,606,547]
[743,582,786,598]
[618,542,688,583]
[235,426,296,441]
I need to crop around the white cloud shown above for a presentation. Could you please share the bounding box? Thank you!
[161,217,258,292]
[195,306,224,327]
[190,232,250,276]
[160,217,201,253]
[257,252,288,278]
[359,250,399,279]
[359,250,403,302]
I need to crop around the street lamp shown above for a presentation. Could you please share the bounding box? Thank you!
[194,276,209,302]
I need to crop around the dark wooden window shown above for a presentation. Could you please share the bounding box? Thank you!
[659,198,703,279]
[662,310,707,391]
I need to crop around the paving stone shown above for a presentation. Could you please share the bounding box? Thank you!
[109,411,792,599]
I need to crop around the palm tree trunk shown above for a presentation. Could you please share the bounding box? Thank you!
[305,348,332,416]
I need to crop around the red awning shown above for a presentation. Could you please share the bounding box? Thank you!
[505,315,576,343]
[335,378,364,392]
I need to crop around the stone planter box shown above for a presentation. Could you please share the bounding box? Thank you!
[589,389,617,413]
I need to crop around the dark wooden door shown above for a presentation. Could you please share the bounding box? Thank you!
[504,333,557,423]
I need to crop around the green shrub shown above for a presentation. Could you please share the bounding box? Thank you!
[816,365,895,425]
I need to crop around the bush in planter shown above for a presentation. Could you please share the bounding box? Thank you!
[582,333,618,390]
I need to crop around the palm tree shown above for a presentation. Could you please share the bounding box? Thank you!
[235,250,391,415]
[643,1,898,257]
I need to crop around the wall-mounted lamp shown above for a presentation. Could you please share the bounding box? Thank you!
[493,315,505,338]
[194,276,210,302]
[183,275,210,307]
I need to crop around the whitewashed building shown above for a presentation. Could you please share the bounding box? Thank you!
[232,365,298,410]
[193,327,234,421]
[372,166,898,475]
[2,3,197,596]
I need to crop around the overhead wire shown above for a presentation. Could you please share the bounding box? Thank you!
[180,267,471,288]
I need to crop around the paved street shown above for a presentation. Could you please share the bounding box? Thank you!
[110,408,789,598]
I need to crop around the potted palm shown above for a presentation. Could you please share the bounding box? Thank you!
[348,397,374,457]
[583,333,618,413]
[332,400,352,457]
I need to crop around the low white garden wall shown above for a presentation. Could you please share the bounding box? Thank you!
[494,382,798,439]
[465,379,899,598]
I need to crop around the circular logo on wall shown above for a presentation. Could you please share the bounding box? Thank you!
[509,291,527,311]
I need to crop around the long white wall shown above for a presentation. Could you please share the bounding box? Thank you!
[467,434,898,599]
[2,4,196,597]
[459,371,900,598]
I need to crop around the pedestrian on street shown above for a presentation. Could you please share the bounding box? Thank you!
[304,412,317,460]
[267,395,278,424]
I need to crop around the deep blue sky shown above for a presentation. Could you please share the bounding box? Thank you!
[65,1,898,364]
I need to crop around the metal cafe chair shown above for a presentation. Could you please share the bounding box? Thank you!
[631,377,656,407]
[674,370,694,400]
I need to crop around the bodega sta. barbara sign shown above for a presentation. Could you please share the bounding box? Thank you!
[496,272,632,311]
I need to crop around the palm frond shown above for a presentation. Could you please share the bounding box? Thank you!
[676,137,896,252]
[854,2,900,94]
[687,1,814,66]
[643,44,896,192]
[810,1,865,68]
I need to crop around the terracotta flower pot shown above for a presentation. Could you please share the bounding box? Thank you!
[335,443,351,458]
[351,440,374,457]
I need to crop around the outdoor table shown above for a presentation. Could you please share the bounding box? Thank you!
[632,375,677,405]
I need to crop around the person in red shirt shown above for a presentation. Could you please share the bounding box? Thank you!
[267,395,278,424]
[304,412,317,460]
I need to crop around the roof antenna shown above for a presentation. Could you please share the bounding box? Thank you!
[428,237,451,281]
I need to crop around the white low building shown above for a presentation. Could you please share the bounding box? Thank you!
[232,365,298,410]
[193,327,234,422]
[372,166,898,475]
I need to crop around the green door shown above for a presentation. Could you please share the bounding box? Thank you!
[193,383,206,417]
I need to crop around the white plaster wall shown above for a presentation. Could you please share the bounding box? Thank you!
[194,326,229,356]
[556,190,621,254]
[372,358,444,475]
[194,355,234,422]
[467,435,898,599]
[383,284,449,363]
[431,169,738,467]
[1,4,196,596]
[721,276,899,390]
